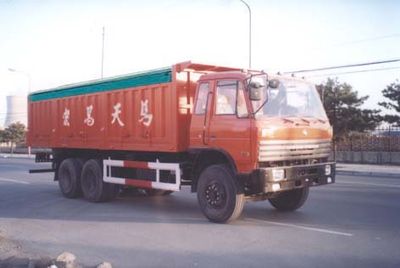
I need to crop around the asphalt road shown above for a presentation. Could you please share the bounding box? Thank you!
[0,158,399,268]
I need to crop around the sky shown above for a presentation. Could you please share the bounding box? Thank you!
[0,0,399,126]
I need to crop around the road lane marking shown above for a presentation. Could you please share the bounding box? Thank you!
[337,181,400,188]
[246,219,353,237]
[0,177,30,185]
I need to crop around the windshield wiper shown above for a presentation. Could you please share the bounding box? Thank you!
[282,117,296,123]
[300,116,327,124]
[280,116,311,125]
[300,117,311,124]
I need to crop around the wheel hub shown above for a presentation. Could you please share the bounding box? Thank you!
[205,183,226,208]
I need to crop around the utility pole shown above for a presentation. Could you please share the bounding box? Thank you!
[333,87,337,161]
[101,26,105,78]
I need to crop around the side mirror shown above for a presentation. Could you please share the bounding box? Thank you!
[268,79,280,89]
[249,82,262,101]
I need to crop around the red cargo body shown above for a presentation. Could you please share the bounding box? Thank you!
[27,62,238,152]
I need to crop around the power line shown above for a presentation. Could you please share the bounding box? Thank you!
[334,33,400,46]
[317,33,400,49]
[307,66,400,78]
[284,58,400,74]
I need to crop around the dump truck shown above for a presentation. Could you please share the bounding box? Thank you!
[28,61,335,223]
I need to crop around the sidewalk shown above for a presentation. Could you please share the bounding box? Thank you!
[336,163,400,178]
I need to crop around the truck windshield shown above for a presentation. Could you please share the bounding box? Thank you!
[252,78,328,120]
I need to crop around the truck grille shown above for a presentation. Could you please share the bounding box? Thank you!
[259,139,332,162]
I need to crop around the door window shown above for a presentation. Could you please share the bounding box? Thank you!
[194,83,209,115]
[237,83,248,118]
[216,80,237,115]
[215,80,248,117]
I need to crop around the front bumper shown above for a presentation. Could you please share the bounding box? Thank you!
[258,162,336,193]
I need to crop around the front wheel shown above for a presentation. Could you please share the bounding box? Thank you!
[197,164,245,223]
[268,187,309,211]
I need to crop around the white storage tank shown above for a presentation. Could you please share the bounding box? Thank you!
[4,95,27,127]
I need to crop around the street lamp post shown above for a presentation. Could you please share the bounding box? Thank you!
[239,0,252,69]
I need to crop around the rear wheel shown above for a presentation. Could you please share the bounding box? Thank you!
[81,159,119,202]
[197,164,245,223]
[268,187,309,211]
[58,158,83,198]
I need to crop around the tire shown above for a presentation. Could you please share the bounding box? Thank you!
[144,189,173,196]
[81,159,119,202]
[197,164,245,223]
[268,187,309,211]
[58,158,83,198]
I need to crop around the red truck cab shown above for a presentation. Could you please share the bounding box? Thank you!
[188,69,334,222]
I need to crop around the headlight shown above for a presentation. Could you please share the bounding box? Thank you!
[272,169,285,181]
[272,183,281,191]
[325,165,331,175]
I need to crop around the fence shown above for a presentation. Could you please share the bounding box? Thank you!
[337,127,400,152]
[335,127,400,164]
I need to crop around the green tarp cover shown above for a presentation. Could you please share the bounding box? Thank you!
[29,67,172,102]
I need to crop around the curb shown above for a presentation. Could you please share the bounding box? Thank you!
[336,170,400,178]
[0,154,35,159]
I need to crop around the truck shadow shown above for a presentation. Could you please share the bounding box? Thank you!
[0,181,308,225]
[1,181,397,233]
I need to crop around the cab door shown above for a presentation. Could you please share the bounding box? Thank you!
[190,81,213,147]
[207,80,252,171]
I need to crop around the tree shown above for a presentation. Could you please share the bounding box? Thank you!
[0,129,6,143]
[3,122,26,153]
[318,78,381,140]
[378,80,400,126]
[0,130,6,153]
